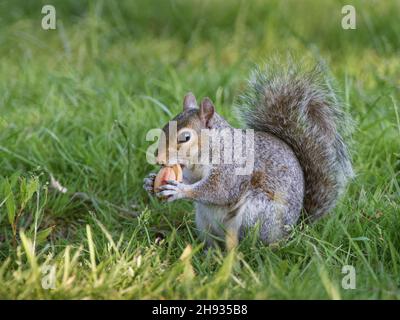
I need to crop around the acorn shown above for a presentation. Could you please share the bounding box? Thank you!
[154,164,183,192]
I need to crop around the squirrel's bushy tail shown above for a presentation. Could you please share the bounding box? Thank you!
[236,58,354,220]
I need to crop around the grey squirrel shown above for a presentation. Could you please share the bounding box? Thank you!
[143,60,353,249]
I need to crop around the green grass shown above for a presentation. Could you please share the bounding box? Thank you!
[0,0,399,299]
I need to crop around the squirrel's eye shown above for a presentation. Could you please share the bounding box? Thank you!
[178,131,191,143]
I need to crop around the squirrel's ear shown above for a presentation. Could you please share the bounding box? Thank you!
[183,92,197,111]
[200,97,215,128]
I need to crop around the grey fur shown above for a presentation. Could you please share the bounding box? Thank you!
[236,59,354,220]
[144,59,353,246]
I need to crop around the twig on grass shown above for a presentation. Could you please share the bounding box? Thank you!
[49,174,140,217]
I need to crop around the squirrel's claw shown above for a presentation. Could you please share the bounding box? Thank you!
[158,180,179,189]
[165,180,179,186]
[143,173,157,195]
[156,180,189,202]
[143,184,154,193]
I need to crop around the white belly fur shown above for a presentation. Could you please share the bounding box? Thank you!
[195,192,290,245]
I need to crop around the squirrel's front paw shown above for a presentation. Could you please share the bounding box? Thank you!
[143,172,157,195]
[156,180,191,202]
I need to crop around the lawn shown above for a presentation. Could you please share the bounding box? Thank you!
[0,0,399,299]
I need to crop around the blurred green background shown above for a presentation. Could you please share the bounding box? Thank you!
[0,0,399,299]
